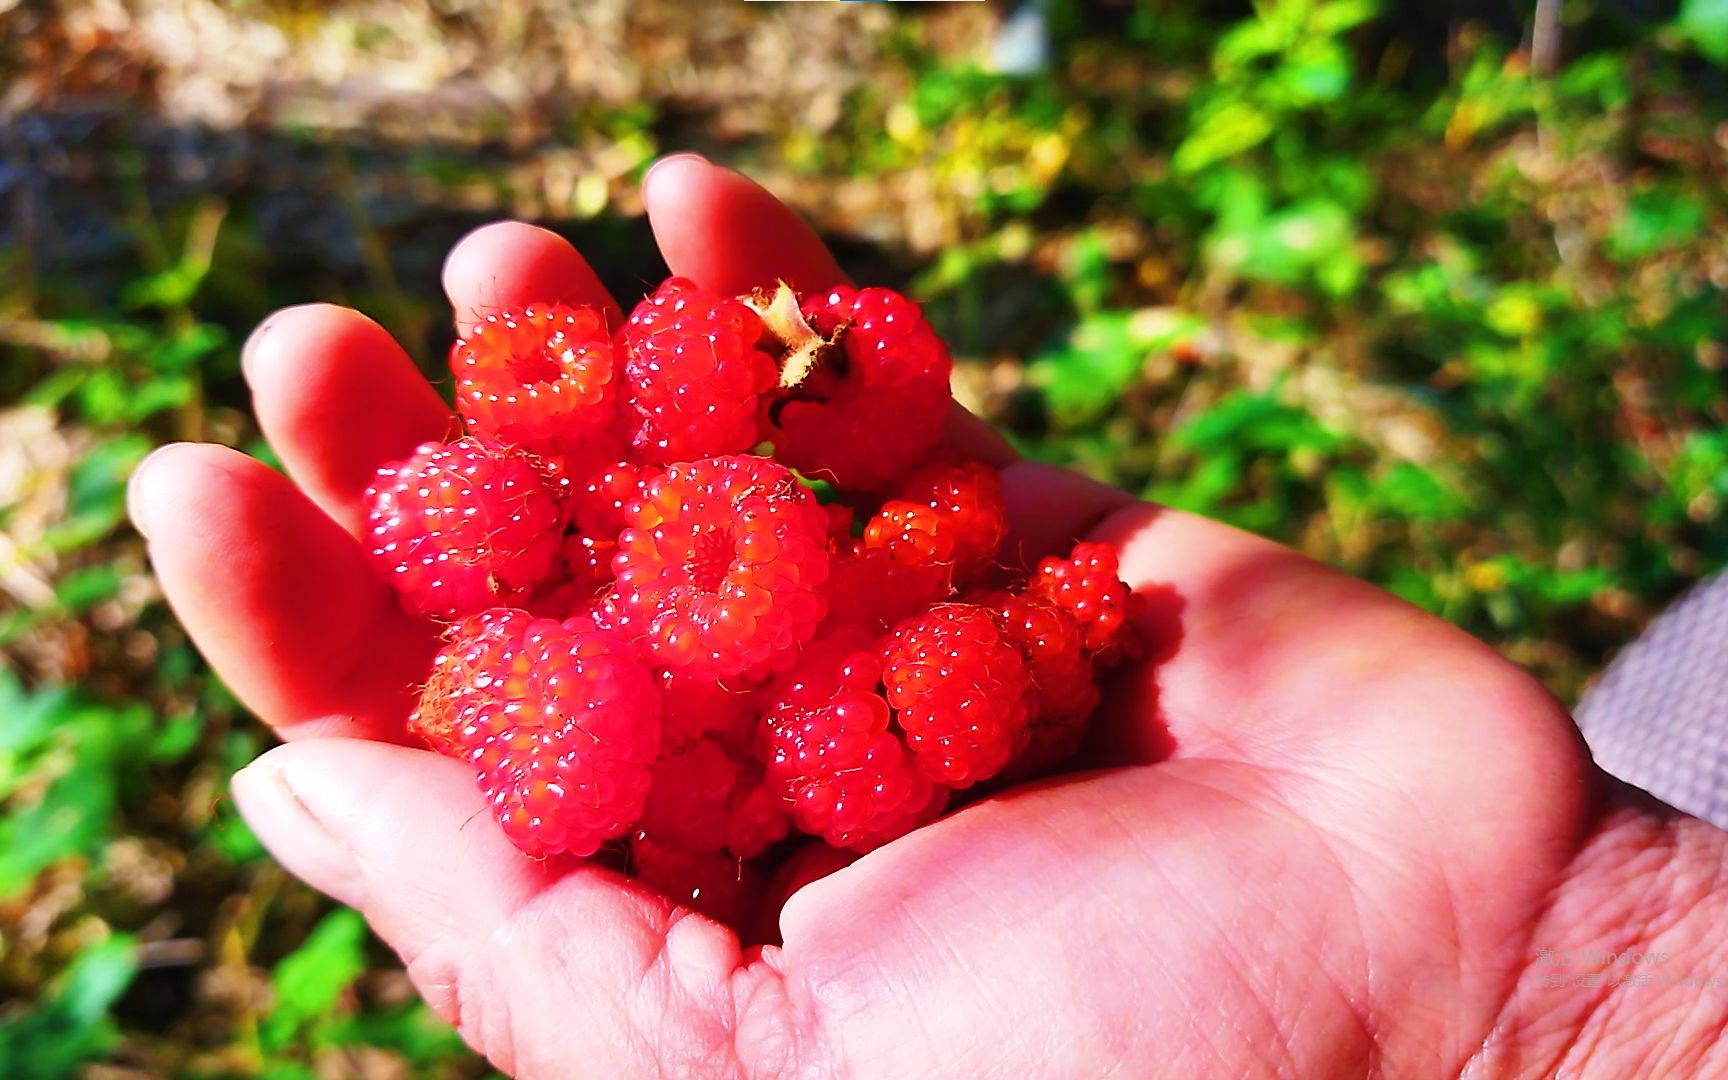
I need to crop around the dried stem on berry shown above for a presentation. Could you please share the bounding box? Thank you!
[746,280,845,391]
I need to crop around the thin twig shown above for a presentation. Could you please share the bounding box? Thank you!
[1532,0,1562,78]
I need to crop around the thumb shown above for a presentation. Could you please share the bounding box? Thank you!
[231,739,802,1079]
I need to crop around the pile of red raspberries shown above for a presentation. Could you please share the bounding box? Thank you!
[366,277,1132,923]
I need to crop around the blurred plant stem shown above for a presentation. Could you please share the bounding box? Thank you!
[1532,0,1563,77]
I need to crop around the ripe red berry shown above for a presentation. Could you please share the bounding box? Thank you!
[612,455,830,678]
[557,533,618,604]
[631,835,762,932]
[410,607,535,757]
[880,605,1031,787]
[823,547,950,637]
[1031,541,1129,657]
[571,457,658,538]
[987,593,1099,779]
[725,776,794,859]
[658,670,759,751]
[453,303,617,453]
[617,278,776,463]
[767,286,952,492]
[530,452,654,618]
[862,458,1006,584]
[459,618,661,858]
[760,633,947,850]
[365,438,562,619]
[638,737,789,859]
[374,278,1125,870]
[821,503,856,547]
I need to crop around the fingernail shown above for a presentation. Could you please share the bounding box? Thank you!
[232,761,366,908]
[126,442,188,542]
[239,309,287,384]
[644,152,708,188]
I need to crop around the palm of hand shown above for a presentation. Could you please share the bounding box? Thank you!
[130,158,1593,1078]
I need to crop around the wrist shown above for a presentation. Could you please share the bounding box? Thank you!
[1470,779,1728,1077]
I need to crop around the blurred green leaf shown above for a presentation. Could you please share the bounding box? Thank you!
[1609,192,1707,262]
[1663,429,1728,509]
[1279,47,1351,104]
[0,936,137,1079]
[1483,556,1613,607]
[1147,449,1247,514]
[0,676,76,782]
[1028,309,1207,425]
[1063,230,1113,314]
[53,565,124,612]
[122,264,207,311]
[1485,287,1544,338]
[1677,0,1728,65]
[1557,54,1634,108]
[1386,566,1446,612]
[1207,197,1360,291]
[37,435,152,555]
[1352,462,1471,523]
[150,713,205,763]
[325,1002,472,1065]
[262,908,370,1052]
[145,323,227,372]
[1174,100,1273,174]
[1168,387,1348,455]
[0,677,152,897]
[1313,0,1379,34]
[207,805,266,863]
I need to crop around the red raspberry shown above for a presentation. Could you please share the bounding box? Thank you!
[862,459,1006,585]
[612,456,829,678]
[453,304,618,453]
[524,580,589,621]
[565,533,617,597]
[637,737,789,859]
[821,503,856,547]
[853,780,951,852]
[410,607,535,757]
[572,458,658,538]
[988,593,1099,779]
[1031,541,1130,657]
[638,739,735,850]
[760,633,947,850]
[768,286,952,492]
[617,278,776,463]
[631,836,762,933]
[530,452,655,619]
[585,588,629,635]
[458,618,661,858]
[724,775,793,859]
[365,438,562,619]
[823,547,950,637]
[529,434,628,525]
[658,671,759,751]
[532,456,653,618]
[880,605,1031,787]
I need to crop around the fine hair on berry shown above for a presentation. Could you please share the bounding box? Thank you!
[365,437,563,620]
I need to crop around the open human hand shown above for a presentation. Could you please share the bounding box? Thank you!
[128,156,1728,1078]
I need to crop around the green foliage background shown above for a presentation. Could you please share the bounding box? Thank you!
[1,0,1725,1074]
